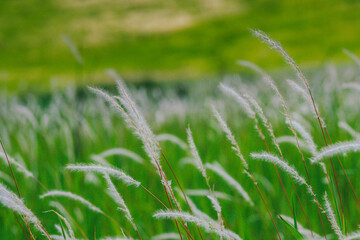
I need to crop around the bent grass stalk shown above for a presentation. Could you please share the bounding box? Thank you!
[241,37,329,237]
[220,84,292,212]
[211,106,282,240]
[0,137,44,240]
[252,30,359,226]
[240,93,313,236]
[91,78,194,239]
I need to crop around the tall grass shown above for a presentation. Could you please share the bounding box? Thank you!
[0,31,359,239]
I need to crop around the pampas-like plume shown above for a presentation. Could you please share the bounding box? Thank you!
[339,121,360,140]
[92,75,183,237]
[110,71,162,174]
[211,105,248,169]
[98,148,144,164]
[342,82,360,92]
[242,93,281,153]
[219,84,266,142]
[287,80,326,126]
[66,164,141,187]
[311,141,360,163]
[207,195,223,230]
[0,183,49,238]
[40,190,104,214]
[152,232,180,240]
[288,119,318,156]
[251,152,324,210]
[251,152,306,185]
[104,174,138,232]
[88,87,135,134]
[237,60,269,79]
[156,133,187,150]
[62,35,84,65]
[219,83,255,120]
[286,79,322,118]
[153,210,242,240]
[251,29,307,90]
[176,191,217,226]
[45,210,75,240]
[344,231,360,240]
[277,136,313,153]
[99,237,134,240]
[206,162,253,206]
[0,152,34,179]
[187,127,209,183]
[343,49,360,67]
[185,189,231,200]
[323,192,343,239]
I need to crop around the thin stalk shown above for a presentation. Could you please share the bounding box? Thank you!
[158,146,204,240]
[324,127,360,206]
[248,172,282,240]
[260,129,292,212]
[13,212,30,240]
[0,137,49,239]
[261,135,313,236]
[140,185,194,238]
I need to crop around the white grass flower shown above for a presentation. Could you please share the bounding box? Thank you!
[176,191,217,226]
[0,152,34,179]
[104,174,138,232]
[207,195,221,218]
[98,148,144,164]
[66,164,140,187]
[243,94,281,153]
[343,49,360,67]
[187,127,208,182]
[102,72,164,180]
[251,152,306,185]
[277,136,311,153]
[323,192,343,239]
[211,105,248,169]
[40,190,103,214]
[45,210,75,240]
[152,232,180,240]
[156,133,187,150]
[338,121,360,139]
[185,189,231,200]
[286,80,321,117]
[342,82,360,92]
[311,141,360,163]
[206,162,253,206]
[153,210,242,240]
[251,153,323,211]
[219,83,255,118]
[237,60,269,79]
[288,119,318,155]
[0,183,49,237]
[344,231,360,240]
[62,35,84,65]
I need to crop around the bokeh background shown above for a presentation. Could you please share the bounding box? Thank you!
[1,0,360,92]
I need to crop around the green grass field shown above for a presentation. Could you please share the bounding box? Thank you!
[2,0,360,92]
[1,1,360,239]
[0,57,360,239]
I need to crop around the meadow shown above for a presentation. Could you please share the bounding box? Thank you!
[2,0,360,93]
[0,30,360,239]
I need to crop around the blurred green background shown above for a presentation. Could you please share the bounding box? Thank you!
[1,0,360,93]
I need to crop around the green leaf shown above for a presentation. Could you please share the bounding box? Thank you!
[329,172,344,232]
[279,215,304,240]
[292,195,297,230]
[58,215,68,240]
